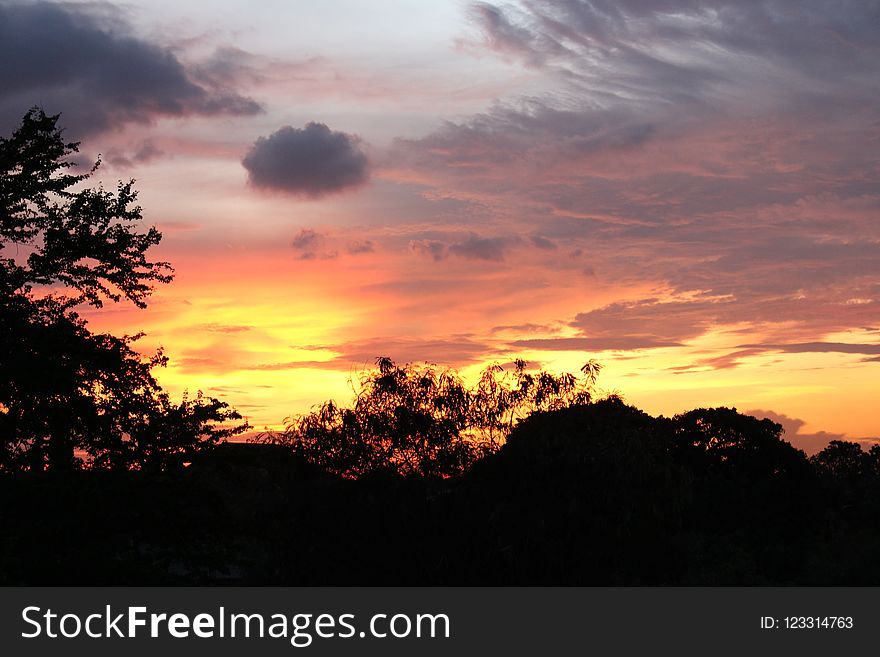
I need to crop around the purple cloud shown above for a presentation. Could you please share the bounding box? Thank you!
[242,123,369,197]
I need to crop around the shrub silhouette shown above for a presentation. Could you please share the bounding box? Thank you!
[259,356,602,477]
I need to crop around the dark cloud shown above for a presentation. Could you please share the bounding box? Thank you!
[468,2,568,66]
[467,1,880,110]
[131,140,163,163]
[192,46,266,88]
[397,103,880,357]
[570,299,721,349]
[530,234,557,250]
[290,228,337,260]
[513,295,871,359]
[448,233,511,261]
[394,102,659,185]
[563,296,880,363]
[242,123,369,197]
[409,239,448,261]
[347,239,375,254]
[510,336,682,351]
[291,228,323,251]
[106,140,164,169]
[0,2,262,136]
[738,342,880,356]
[290,229,375,259]
[250,336,493,372]
[409,232,516,262]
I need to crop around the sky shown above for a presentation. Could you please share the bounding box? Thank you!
[2,0,879,452]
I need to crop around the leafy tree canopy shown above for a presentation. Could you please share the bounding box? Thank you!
[0,108,246,472]
[1,107,172,308]
[259,356,603,478]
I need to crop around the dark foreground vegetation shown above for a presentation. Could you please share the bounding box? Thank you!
[3,398,880,585]
[4,109,880,585]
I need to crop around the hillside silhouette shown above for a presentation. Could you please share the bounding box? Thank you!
[3,109,880,585]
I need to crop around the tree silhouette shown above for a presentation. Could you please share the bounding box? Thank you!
[0,108,246,472]
[811,440,874,481]
[259,356,601,478]
[666,407,806,477]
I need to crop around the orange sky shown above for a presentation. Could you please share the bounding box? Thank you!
[5,1,879,453]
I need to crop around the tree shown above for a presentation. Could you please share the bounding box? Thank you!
[667,407,807,477]
[259,356,601,478]
[0,108,246,471]
[810,440,871,480]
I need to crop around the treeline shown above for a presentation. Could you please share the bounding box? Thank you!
[3,394,880,585]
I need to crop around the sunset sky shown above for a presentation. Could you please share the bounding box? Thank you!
[3,0,878,452]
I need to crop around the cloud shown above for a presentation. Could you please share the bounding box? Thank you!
[249,336,494,372]
[0,2,262,136]
[409,232,516,262]
[468,2,563,67]
[333,336,494,367]
[192,46,266,88]
[347,240,375,255]
[560,298,880,363]
[466,1,880,112]
[515,298,875,360]
[194,323,253,334]
[448,232,511,261]
[530,235,557,250]
[667,349,765,374]
[393,102,659,188]
[288,229,376,259]
[393,102,880,359]
[242,123,369,197]
[409,239,448,261]
[290,228,337,260]
[105,140,164,169]
[568,298,722,349]
[291,228,323,251]
[738,342,880,356]
[511,336,682,352]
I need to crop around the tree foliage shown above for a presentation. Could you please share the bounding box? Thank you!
[259,356,602,478]
[0,108,172,309]
[665,407,807,477]
[0,108,246,472]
